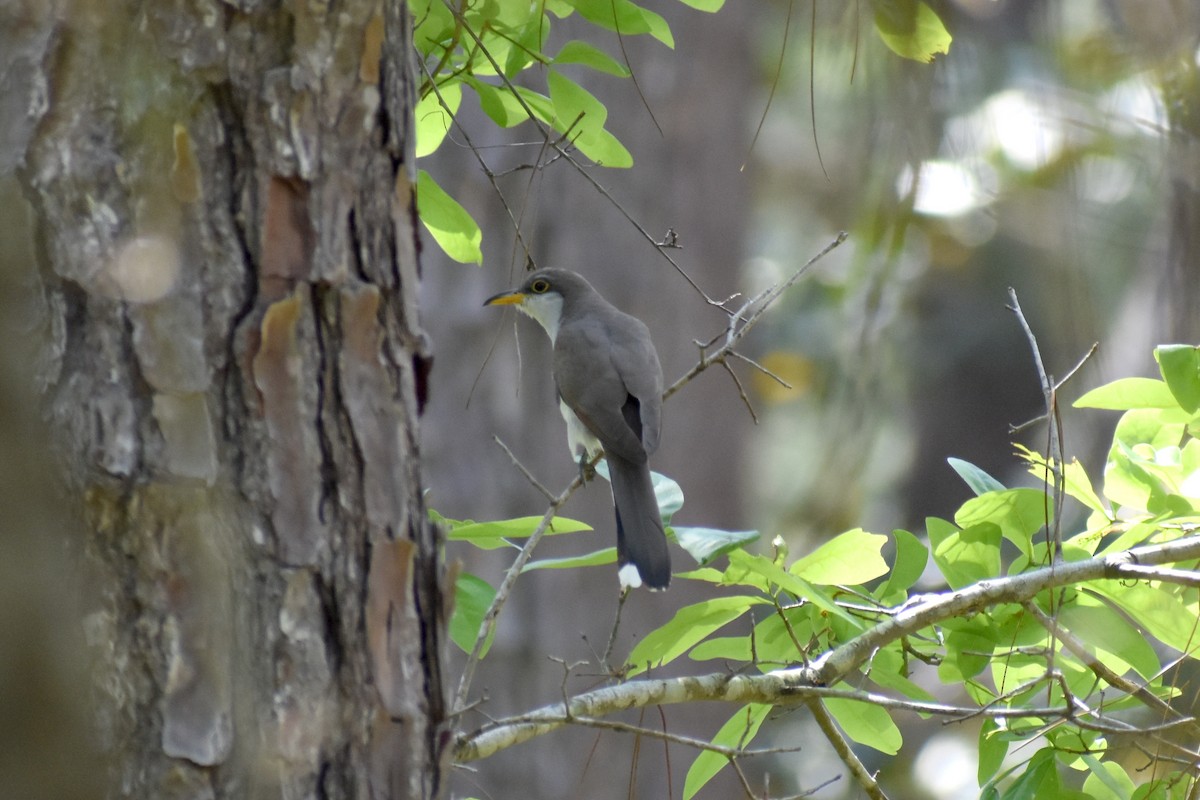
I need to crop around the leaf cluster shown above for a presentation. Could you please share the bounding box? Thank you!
[447,345,1200,799]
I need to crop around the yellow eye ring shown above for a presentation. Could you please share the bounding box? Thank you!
[530,279,550,294]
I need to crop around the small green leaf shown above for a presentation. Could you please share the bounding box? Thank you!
[449,573,496,656]
[522,546,616,572]
[879,529,928,598]
[1092,581,1200,653]
[1005,748,1059,799]
[552,40,631,76]
[955,488,1051,560]
[416,169,482,264]
[1061,595,1160,680]
[673,526,758,565]
[676,0,725,10]
[977,719,1008,786]
[547,70,633,167]
[1074,377,1178,410]
[1082,757,1136,800]
[948,457,1006,495]
[733,551,863,629]
[790,528,889,585]
[1155,345,1200,413]
[447,515,591,549]
[415,83,461,157]
[927,516,1000,589]
[683,704,769,799]
[823,697,902,755]
[567,0,675,48]
[594,463,683,523]
[872,0,951,63]
[627,595,765,675]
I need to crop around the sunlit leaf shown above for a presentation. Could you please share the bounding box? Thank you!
[879,528,928,598]
[552,40,631,76]
[927,516,1001,589]
[566,0,675,48]
[415,83,461,157]
[790,528,889,585]
[683,704,769,799]
[627,595,766,674]
[733,551,863,628]
[1155,344,1200,413]
[955,488,1051,560]
[416,169,482,264]
[447,515,591,548]
[1082,756,1136,800]
[547,70,633,167]
[676,0,725,10]
[1075,377,1178,410]
[872,0,951,63]
[522,546,616,572]
[978,719,1008,786]
[824,697,902,754]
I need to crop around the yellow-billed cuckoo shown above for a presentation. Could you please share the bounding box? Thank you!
[485,269,671,590]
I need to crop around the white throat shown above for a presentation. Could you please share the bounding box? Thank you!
[516,293,564,343]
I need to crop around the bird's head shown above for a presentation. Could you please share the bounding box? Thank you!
[484,269,590,343]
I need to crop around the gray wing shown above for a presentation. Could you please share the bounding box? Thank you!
[554,310,662,463]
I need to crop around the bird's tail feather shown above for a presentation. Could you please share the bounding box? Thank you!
[608,455,671,590]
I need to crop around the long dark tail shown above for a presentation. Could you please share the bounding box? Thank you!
[608,454,671,590]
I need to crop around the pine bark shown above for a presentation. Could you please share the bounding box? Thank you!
[9,1,447,798]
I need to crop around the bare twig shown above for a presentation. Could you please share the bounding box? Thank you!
[493,435,555,502]
[809,698,887,800]
[453,475,584,710]
[1007,288,1065,561]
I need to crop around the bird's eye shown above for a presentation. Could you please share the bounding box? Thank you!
[530,279,550,294]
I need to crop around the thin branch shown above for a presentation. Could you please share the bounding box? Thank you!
[1007,288,1065,560]
[662,231,848,402]
[453,475,584,710]
[493,435,555,502]
[809,698,886,800]
[454,533,1200,760]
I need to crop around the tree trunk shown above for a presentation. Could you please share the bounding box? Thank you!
[7,1,447,798]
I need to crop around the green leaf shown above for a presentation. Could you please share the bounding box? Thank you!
[683,704,769,799]
[552,40,630,76]
[566,0,675,48]
[823,697,902,755]
[1156,345,1200,413]
[447,515,591,549]
[1092,581,1200,653]
[416,169,482,264]
[948,457,1006,495]
[449,572,496,656]
[673,526,759,565]
[523,546,615,572]
[1075,377,1179,410]
[627,595,765,675]
[790,528,889,585]
[872,0,951,63]
[546,70,633,167]
[415,83,461,157]
[879,529,928,598]
[955,488,1051,560]
[1061,595,1160,680]
[1005,748,1059,799]
[468,78,554,128]
[978,718,1008,786]
[866,646,935,702]
[927,517,1001,589]
[595,463,683,523]
[938,616,996,682]
[1082,755,1136,800]
[676,0,725,9]
[732,551,864,629]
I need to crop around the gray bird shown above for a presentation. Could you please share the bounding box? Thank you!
[485,269,671,590]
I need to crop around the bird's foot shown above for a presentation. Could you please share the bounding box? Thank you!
[577,452,596,483]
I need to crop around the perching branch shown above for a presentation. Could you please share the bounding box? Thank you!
[454,533,1200,761]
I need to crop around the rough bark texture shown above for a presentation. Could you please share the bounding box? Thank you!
[8,1,447,798]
